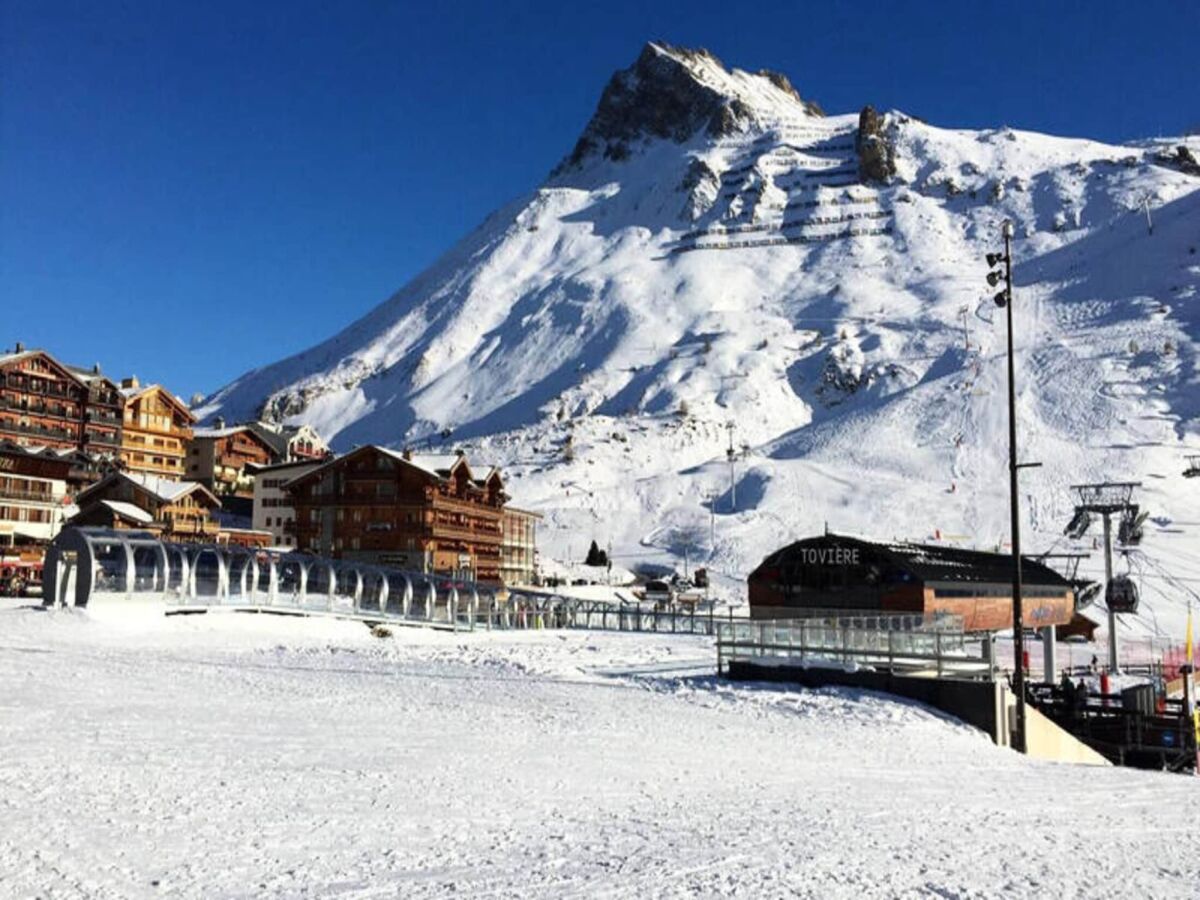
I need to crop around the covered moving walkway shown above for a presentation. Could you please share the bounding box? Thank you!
[41,527,556,631]
[42,527,732,634]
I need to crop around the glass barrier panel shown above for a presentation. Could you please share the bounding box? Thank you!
[91,540,128,594]
[164,545,189,595]
[192,548,223,598]
[361,571,387,614]
[131,544,164,593]
[254,554,274,601]
[383,571,413,617]
[331,563,360,613]
[277,559,304,607]
[227,553,255,601]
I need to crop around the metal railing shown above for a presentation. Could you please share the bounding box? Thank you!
[716,617,992,681]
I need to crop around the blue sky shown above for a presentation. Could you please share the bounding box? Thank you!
[2,0,1196,400]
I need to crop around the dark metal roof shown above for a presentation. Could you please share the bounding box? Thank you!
[758,534,1073,588]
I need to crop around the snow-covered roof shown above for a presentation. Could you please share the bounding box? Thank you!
[98,500,154,525]
[79,471,218,507]
[0,440,85,461]
[0,349,37,368]
[193,425,248,439]
[121,472,203,502]
[368,447,464,478]
[118,383,196,419]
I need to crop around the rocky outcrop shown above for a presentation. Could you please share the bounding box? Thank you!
[856,105,896,184]
[756,69,824,115]
[1154,144,1200,176]
[556,42,821,172]
[679,157,720,220]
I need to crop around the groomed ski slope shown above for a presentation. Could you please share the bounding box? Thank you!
[2,600,1197,898]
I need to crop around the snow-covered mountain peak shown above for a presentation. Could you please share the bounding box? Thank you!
[556,42,823,175]
[197,43,1200,635]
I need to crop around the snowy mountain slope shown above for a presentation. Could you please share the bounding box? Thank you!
[200,42,1200,635]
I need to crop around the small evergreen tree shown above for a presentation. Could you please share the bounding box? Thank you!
[585,540,604,566]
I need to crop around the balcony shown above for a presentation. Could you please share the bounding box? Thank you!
[0,486,65,504]
[0,396,80,419]
[433,522,502,544]
[163,517,220,536]
[433,493,504,515]
[0,420,78,442]
[84,431,121,448]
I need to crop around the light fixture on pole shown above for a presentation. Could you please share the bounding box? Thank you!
[988,218,1028,754]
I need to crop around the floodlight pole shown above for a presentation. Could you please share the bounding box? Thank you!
[1001,219,1027,754]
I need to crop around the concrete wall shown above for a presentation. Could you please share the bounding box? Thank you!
[727,661,1004,736]
[726,660,1109,766]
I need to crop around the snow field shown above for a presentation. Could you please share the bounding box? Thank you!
[2,601,1198,898]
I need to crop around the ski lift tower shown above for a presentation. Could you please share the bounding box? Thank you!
[1069,482,1141,673]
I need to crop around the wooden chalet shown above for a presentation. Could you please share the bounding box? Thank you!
[186,420,278,497]
[247,421,329,463]
[73,471,221,542]
[747,534,1076,633]
[0,344,123,462]
[119,377,196,480]
[286,446,508,582]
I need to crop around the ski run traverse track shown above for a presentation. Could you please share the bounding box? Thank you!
[2,600,1198,898]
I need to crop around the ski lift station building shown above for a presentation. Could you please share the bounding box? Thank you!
[747,534,1076,633]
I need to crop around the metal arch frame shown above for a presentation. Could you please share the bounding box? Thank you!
[43,527,594,634]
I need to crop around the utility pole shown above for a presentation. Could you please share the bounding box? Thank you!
[725,423,737,512]
[987,219,1027,753]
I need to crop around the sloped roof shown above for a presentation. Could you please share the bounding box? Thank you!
[759,534,1072,588]
[0,439,86,462]
[0,349,38,368]
[246,422,289,455]
[119,383,196,421]
[64,363,117,387]
[288,445,480,489]
[98,500,154,525]
[874,538,1071,586]
[79,471,219,507]
[193,425,248,439]
[0,348,109,389]
[394,451,468,478]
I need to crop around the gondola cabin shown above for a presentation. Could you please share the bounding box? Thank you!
[748,534,1075,633]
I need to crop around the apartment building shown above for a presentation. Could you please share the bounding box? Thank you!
[249,458,321,548]
[500,507,541,586]
[186,420,278,497]
[119,377,196,480]
[0,344,122,462]
[286,446,513,582]
[0,442,75,548]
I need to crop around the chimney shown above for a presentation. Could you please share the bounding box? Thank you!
[92,363,101,374]
[121,376,139,390]
[402,448,413,461]
[13,341,24,353]
[214,416,226,429]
